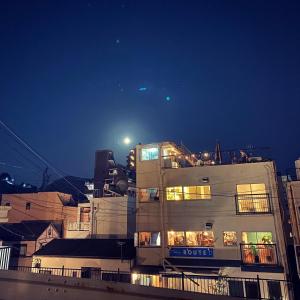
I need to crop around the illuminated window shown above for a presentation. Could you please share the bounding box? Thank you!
[139,188,159,202]
[184,186,211,200]
[242,232,273,244]
[236,184,270,213]
[241,232,276,265]
[223,231,237,246]
[196,231,214,247]
[138,232,161,247]
[166,187,183,201]
[141,147,159,161]
[168,231,185,246]
[169,231,214,247]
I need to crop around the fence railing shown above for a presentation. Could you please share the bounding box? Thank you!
[235,193,272,214]
[67,222,90,231]
[7,265,293,299]
[240,243,278,265]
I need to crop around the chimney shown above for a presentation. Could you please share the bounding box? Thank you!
[295,158,300,180]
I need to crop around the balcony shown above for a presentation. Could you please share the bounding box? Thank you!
[235,193,272,214]
[67,222,90,231]
[240,243,278,265]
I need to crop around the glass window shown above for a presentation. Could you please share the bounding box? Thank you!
[19,244,27,256]
[197,231,214,247]
[166,187,183,201]
[184,186,211,200]
[186,231,199,246]
[139,188,159,202]
[237,184,269,213]
[237,184,266,195]
[138,232,161,247]
[223,231,237,246]
[141,147,159,161]
[168,231,185,246]
[26,202,31,210]
[168,231,214,247]
[242,232,273,244]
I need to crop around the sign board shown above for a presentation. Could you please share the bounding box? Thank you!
[169,247,213,258]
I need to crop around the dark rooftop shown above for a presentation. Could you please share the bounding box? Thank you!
[34,238,135,260]
[0,221,54,241]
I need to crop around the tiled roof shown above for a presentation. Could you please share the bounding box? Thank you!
[34,238,135,259]
[0,221,53,241]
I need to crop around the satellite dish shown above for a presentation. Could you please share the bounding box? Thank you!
[115,179,128,195]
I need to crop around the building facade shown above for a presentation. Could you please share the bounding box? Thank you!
[134,142,289,298]
[0,192,78,236]
[286,158,300,279]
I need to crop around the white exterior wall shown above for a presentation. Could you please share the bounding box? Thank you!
[32,256,132,272]
[91,195,135,238]
[135,142,287,280]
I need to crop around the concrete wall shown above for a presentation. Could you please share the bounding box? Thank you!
[32,255,133,272]
[1,192,78,236]
[0,206,11,222]
[0,270,243,300]
[91,196,135,238]
[287,181,300,245]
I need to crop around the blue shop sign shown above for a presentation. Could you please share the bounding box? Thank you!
[169,247,214,257]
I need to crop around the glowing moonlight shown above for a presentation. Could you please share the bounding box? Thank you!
[123,137,131,145]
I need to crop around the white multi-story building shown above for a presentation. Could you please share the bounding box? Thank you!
[133,141,290,299]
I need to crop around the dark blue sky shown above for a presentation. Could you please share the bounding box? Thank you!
[1,0,300,184]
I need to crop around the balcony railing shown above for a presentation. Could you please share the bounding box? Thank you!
[240,243,278,265]
[67,222,90,231]
[235,193,272,214]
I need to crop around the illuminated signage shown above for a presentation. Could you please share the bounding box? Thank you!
[169,247,213,257]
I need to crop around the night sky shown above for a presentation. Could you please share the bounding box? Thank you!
[1,0,300,185]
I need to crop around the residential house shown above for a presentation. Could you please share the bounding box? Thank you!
[0,221,60,267]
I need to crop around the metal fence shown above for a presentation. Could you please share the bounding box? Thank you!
[8,266,293,299]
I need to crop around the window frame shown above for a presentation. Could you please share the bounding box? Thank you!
[167,230,215,247]
[166,185,211,201]
[138,231,161,248]
[236,183,271,214]
[223,231,238,247]
[140,147,159,161]
[25,202,31,210]
[139,188,159,202]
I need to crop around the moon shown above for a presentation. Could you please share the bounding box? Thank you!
[123,137,131,145]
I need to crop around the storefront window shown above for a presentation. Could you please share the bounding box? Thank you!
[168,231,214,247]
[138,232,161,247]
[141,147,159,161]
[184,186,211,200]
[223,231,237,246]
[168,231,185,246]
[166,187,183,200]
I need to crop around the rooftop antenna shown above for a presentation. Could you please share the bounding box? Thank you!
[214,140,222,164]
[39,167,50,191]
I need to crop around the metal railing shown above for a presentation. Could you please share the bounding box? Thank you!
[67,222,90,231]
[235,193,272,214]
[7,265,293,299]
[240,243,278,265]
